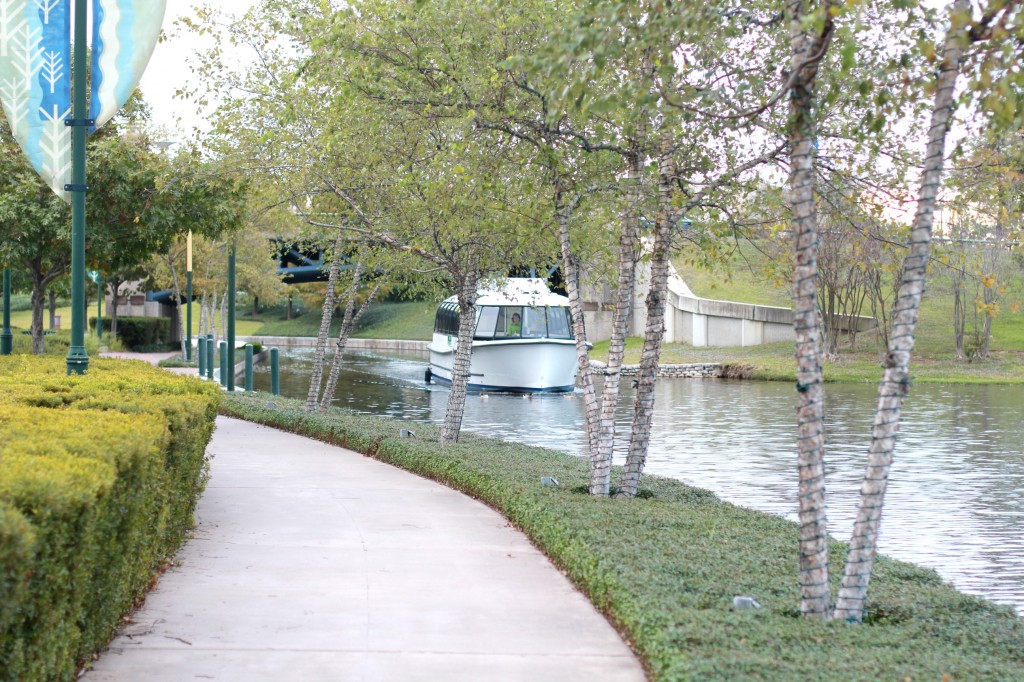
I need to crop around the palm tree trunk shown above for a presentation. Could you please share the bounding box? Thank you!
[834,0,968,622]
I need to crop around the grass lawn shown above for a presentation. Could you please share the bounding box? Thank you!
[663,242,1024,384]
[236,299,436,340]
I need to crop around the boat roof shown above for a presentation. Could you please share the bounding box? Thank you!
[443,278,569,307]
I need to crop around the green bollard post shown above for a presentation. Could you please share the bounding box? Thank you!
[271,347,280,396]
[197,336,206,377]
[1,268,12,356]
[219,341,228,388]
[244,343,253,391]
[206,334,214,380]
[226,243,236,391]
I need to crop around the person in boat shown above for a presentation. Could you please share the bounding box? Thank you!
[508,312,521,336]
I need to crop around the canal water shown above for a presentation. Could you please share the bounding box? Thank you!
[253,348,1024,615]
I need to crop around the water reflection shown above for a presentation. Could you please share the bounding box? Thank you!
[253,349,1024,614]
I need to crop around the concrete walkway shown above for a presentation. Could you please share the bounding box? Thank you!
[81,417,646,681]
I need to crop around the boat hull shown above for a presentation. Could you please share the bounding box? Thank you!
[427,338,578,392]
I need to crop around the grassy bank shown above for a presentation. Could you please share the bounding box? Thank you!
[593,338,1024,384]
[221,392,1023,682]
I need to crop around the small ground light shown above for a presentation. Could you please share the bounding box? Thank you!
[541,476,559,487]
[732,596,761,610]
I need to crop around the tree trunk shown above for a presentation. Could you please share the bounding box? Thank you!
[253,295,260,316]
[553,180,601,469]
[168,251,186,357]
[953,275,966,358]
[48,289,57,330]
[619,133,675,498]
[439,274,480,445]
[788,0,835,620]
[307,232,347,412]
[219,290,228,340]
[319,270,381,413]
[30,277,46,354]
[593,150,642,497]
[109,279,121,337]
[834,0,968,622]
[198,292,207,339]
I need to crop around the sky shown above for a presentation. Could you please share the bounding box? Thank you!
[138,0,258,141]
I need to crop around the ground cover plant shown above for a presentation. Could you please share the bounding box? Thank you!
[221,392,1024,681]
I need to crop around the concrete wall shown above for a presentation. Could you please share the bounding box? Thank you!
[582,261,874,348]
[105,296,181,342]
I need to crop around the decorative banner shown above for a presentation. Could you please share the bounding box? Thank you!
[90,0,167,130]
[0,0,166,200]
[0,0,72,198]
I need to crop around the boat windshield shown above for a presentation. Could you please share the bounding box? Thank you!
[473,306,573,340]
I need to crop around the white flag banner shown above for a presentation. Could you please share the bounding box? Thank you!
[0,0,165,200]
[90,0,167,130]
[0,0,72,198]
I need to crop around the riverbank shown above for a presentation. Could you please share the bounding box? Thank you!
[598,338,1024,384]
[247,334,1024,385]
[221,392,1024,682]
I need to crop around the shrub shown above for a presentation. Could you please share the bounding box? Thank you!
[91,316,172,351]
[0,357,219,681]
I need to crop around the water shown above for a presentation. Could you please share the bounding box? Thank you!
[253,348,1024,614]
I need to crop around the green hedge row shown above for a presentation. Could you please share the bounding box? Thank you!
[90,316,172,351]
[0,357,220,681]
[221,393,1024,682]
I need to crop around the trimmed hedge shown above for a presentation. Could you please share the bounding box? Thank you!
[91,316,172,351]
[221,393,1024,682]
[0,356,219,681]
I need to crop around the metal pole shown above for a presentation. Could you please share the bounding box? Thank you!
[1,269,12,355]
[270,347,280,396]
[227,242,236,391]
[186,231,193,362]
[96,274,102,340]
[198,335,206,377]
[66,0,90,375]
[219,340,227,387]
[206,333,214,380]
[244,343,253,391]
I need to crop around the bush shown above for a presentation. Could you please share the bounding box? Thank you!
[0,357,219,681]
[221,393,1024,682]
[91,316,172,351]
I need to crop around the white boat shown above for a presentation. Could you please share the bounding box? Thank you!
[426,278,582,393]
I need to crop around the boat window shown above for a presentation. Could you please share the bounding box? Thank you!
[433,302,460,336]
[474,306,499,339]
[546,306,572,339]
[522,307,547,338]
[498,306,523,337]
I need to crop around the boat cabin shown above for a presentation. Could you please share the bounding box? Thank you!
[433,302,574,341]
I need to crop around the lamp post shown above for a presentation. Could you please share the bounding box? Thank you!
[65,0,90,375]
[186,231,193,362]
[1,269,12,355]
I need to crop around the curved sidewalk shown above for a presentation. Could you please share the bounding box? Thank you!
[82,417,646,681]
